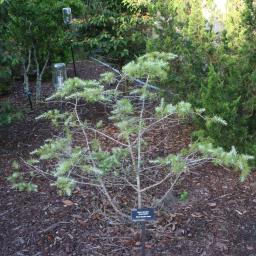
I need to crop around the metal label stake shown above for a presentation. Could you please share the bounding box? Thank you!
[24,89,33,110]
[141,222,146,256]
[70,42,77,77]
[131,208,155,256]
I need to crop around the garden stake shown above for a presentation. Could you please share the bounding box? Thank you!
[132,208,155,256]
[141,222,146,256]
[70,41,77,77]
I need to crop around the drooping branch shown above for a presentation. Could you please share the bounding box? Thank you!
[140,170,175,193]
[74,97,127,218]
[154,170,185,207]
[99,177,129,219]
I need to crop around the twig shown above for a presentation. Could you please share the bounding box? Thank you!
[20,158,53,180]
[156,170,185,208]
[99,178,129,219]
[141,171,174,193]
[38,222,70,234]
[87,127,128,147]
[0,209,15,218]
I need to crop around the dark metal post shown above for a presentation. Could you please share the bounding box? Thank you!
[141,222,146,256]
[28,92,33,110]
[131,208,155,256]
[24,90,33,110]
[70,44,77,77]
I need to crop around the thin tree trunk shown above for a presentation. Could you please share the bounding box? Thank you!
[23,71,29,92]
[135,77,148,209]
[35,77,42,102]
[23,48,32,93]
[33,46,49,102]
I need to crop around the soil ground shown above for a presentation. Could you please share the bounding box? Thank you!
[0,60,256,256]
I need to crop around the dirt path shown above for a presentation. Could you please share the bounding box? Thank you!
[0,60,256,256]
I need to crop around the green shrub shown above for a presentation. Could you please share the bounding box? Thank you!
[0,101,23,126]
[0,2,17,96]
[0,67,12,96]
[146,0,255,163]
[146,0,217,103]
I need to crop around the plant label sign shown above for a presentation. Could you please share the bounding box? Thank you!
[131,208,155,222]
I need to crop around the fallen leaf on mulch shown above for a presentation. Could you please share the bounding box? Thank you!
[77,220,87,226]
[91,212,102,220]
[216,242,228,251]
[145,242,153,249]
[246,245,254,251]
[62,200,74,206]
[47,234,54,241]
[191,212,203,218]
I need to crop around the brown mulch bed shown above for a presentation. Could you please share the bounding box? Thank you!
[0,60,256,256]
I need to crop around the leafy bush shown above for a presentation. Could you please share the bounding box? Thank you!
[0,2,19,95]
[74,0,150,65]
[198,64,244,147]
[0,68,12,96]
[195,1,256,161]
[0,41,19,96]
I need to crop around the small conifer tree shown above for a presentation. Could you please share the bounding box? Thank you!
[12,52,253,219]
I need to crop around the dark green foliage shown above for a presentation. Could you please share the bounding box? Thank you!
[75,0,150,65]
[197,0,255,159]
[0,65,12,96]
[0,1,17,95]
[146,0,255,162]
[7,0,83,65]
[146,0,217,103]
[0,40,19,95]
[199,64,246,148]
[240,0,256,130]
[0,101,23,126]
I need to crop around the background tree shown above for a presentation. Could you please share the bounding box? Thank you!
[7,0,83,101]
[187,0,205,42]
[0,0,22,126]
[222,0,245,52]
[147,0,216,102]
[0,0,16,96]
[74,0,150,66]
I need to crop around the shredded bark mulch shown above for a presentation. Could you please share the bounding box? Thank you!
[0,60,256,256]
